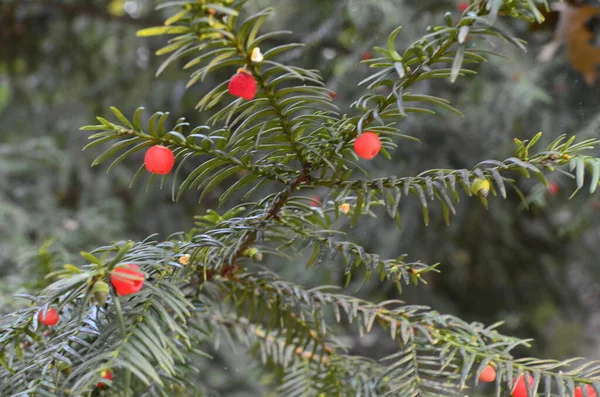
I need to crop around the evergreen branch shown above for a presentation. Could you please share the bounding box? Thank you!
[219,269,600,396]
[6,0,600,396]
[311,135,600,226]
[1,241,198,395]
[308,0,546,179]
[194,311,393,396]
[274,215,439,289]
[81,108,300,202]
[226,11,311,168]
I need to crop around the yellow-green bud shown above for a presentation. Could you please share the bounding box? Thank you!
[57,362,72,376]
[242,247,262,261]
[242,248,262,262]
[92,281,110,306]
[471,178,491,197]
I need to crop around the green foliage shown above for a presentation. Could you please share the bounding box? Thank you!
[3,0,600,396]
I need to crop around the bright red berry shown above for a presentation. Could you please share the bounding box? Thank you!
[512,374,534,397]
[353,132,382,160]
[329,91,337,100]
[144,145,175,175]
[37,308,59,326]
[548,183,560,196]
[97,370,113,388]
[478,365,496,383]
[458,1,469,12]
[310,196,321,207]
[360,52,373,61]
[575,385,598,397]
[228,69,257,100]
[110,264,144,296]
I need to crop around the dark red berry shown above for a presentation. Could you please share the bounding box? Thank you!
[228,69,257,100]
[329,91,337,100]
[144,145,175,175]
[512,374,534,397]
[353,132,381,160]
[478,365,496,383]
[97,370,113,388]
[110,264,144,296]
[37,308,59,326]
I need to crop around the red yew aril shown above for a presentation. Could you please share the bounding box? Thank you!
[548,183,560,196]
[97,370,113,388]
[512,374,534,397]
[37,308,59,326]
[354,132,382,160]
[144,145,175,175]
[111,264,144,296]
[360,52,373,61]
[228,69,257,100]
[310,196,321,207]
[478,365,496,383]
[458,2,469,12]
[575,385,598,397]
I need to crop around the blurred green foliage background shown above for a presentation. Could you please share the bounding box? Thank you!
[2,0,600,395]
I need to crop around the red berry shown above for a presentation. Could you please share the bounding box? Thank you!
[37,308,59,326]
[360,52,373,61]
[458,1,469,12]
[353,132,382,160]
[228,69,257,100]
[512,374,534,397]
[310,196,321,207]
[329,91,337,100]
[575,385,598,397]
[478,365,496,383]
[144,145,175,175]
[97,370,113,388]
[548,183,560,196]
[110,264,144,296]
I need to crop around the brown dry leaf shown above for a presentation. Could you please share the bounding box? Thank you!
[538,2,600,85]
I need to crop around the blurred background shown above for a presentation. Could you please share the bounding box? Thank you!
[1,0,600,395]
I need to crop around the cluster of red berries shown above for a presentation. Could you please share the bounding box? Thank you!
[576,386,598,397]
[478,369,532,397]
[36,264,144,388]
[477,368,596,397]
[142,68,261,176]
